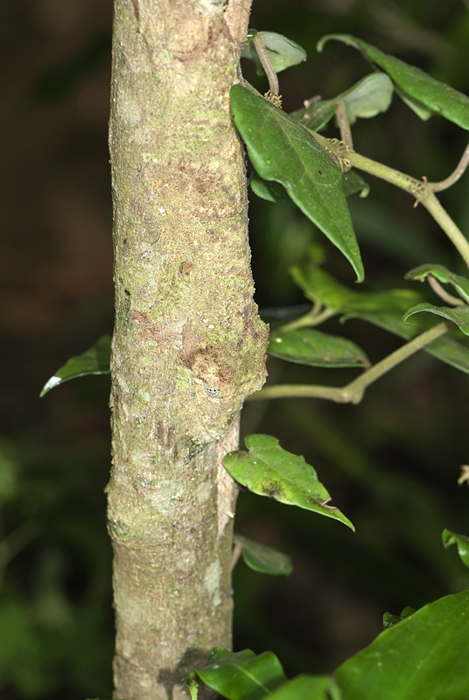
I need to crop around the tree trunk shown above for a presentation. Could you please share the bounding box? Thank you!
[107,1,267,699]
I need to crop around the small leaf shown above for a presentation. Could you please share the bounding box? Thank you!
[334,592,469,699]
[223,435,354,530]
[188,647,286,700]
[383,606,415,629]
[250,174,292,205]
[269,675,334,700]
[290,99,339,132]
[40,335,111,397]
[442,528,469,568]
[339,72,393,124]
[230,84,364,281]
[242,30,307,74]
[233,534,293,576]
[405,264,469,304]
[342,170,369,198]
[291,73,393,130]
[317,34,469,130]
[268,328,369,368]
[403,303,469,335]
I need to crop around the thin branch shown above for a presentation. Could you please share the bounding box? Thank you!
[336,100,353,150]
[249,322,449,404]
[310,133,469,271]
[277,306,337,332]
[428,275,465,306]
[252,33,279,96]
[430,143,469,193]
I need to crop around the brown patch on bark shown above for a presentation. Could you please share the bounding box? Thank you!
[130,310,178,352]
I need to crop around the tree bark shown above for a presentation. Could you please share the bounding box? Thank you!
[107,1,267,699]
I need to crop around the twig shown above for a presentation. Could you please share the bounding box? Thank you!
[427,275,465,306]
[430,143,469,193]
[252,33,279,96]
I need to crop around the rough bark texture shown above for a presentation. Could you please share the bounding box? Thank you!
[107,1,267,699]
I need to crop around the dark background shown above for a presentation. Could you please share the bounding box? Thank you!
[2,1,469,698]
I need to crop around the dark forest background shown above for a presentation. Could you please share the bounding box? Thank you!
[2,1,469,698]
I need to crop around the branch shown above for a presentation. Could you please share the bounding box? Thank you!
[249,322,450,405]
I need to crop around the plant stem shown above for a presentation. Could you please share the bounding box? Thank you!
[249,322,449,404]
[277,306,337,332]
[341,321,449,403]
[431,143,469,192]
[422,192,469,270]
[252,33,279,96]
[311,133,469,270]
[428,275,465,306]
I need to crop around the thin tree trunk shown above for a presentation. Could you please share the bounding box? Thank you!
[107,2,267,699]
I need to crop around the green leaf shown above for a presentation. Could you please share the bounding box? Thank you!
[291,73,393,130]
[339,72,394,124]
[40,335,111,397]
[317,34,469,130]
[290,99,339,132]
[348,309,469,374]
[403,303,469,335]
[223,434,354,531]
[442,528,469,568]
[291,261,469,373]
[242,31,307,74]
[230,84,364,282]
[269,674,334,700]
[382,606,415,629]
[405,264,469,304]
[250,174,292,205]
[291,262,420,314]
[334,591,469,699]
[233,534,293,576]
[268,329,370,368]
[251,170,369,204]
[188,647,286,700]
[341,170,369,198]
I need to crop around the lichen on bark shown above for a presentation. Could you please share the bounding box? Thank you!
[107,1,266,699]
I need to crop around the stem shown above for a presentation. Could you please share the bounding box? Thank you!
[277,306,337,332]
[249,322,449,404]
[422,192,469,270]
[428,275,465,306]
[431,143,469,192]
[252,33,279,96]
[336,100,353,149]
[341,321,449,403]
[312,134,469,271]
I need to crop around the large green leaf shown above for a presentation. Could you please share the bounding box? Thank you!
[223,434,354,530]
[268,328,370,368]
[230,84,364,281]
[405,264,469,304]
[233,534,293,576]
[186,647,286,700]
[334,591,469,699]
[317,34,469,130]
[403,302,469,335]
[40,335,111,397]
[442,529,469,569]
[242,30,307,74]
